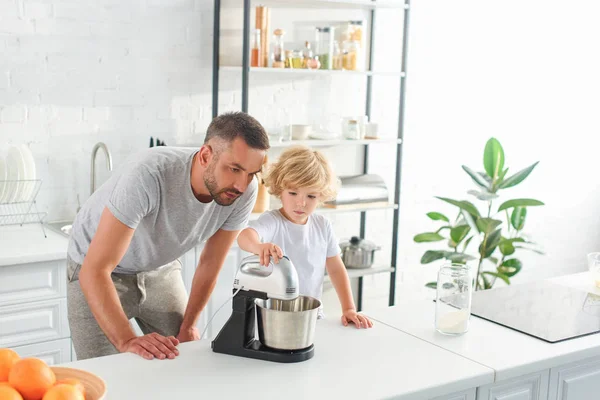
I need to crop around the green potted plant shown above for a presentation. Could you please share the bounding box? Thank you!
[414,138,544,290]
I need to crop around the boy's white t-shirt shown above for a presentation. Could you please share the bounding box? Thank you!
[247,209,341,311]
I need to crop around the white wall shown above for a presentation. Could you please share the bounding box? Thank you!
[397,0,600,295]
[1,0,214,219]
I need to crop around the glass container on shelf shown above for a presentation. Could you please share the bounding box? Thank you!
[332,41,343,70]
[344,120,361,140]
[251,28,262,67]
[290,49,303,69]
[271,29,285,68]
[302,41,319,70]
[342,39,360,71]
[315,27,335,70]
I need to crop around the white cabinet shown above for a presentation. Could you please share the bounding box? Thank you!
[0,259,72,362]
[0,260,66,306]
[477,370,549,400]
[12,338,72,365]
[548,355,600,400]
[433,388,476,400]
[0,298,69,347]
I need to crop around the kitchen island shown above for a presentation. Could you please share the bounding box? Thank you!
[60,272,600,399]
[61,317,493,400]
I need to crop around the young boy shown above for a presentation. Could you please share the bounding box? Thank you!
[237,146,373,328]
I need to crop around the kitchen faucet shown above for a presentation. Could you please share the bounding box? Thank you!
[90,142,113,195]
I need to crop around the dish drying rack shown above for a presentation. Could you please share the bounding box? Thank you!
[0,179,47,237]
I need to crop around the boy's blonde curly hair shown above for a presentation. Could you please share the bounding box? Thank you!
[263,146,339,202]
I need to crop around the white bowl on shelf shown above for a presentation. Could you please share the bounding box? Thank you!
[290,124,312,140]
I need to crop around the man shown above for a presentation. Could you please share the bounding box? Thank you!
[66,112,269,360]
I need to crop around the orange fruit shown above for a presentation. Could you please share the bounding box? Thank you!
[41,384,84,400]
[0,349,20,382]
[8,358,56,400]
[0,385,24,400]
[54,379,84,397]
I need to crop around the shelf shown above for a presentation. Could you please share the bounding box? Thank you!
[221,0,405,10]
[270,138,402,148]
[249,203,398,221]
[324,266,395,283]
[220,66,405,78]
[179,138,402,149]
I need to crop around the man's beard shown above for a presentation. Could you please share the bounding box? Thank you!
[204,162,242,206]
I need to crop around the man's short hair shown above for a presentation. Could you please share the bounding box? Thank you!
[204,112,270,151]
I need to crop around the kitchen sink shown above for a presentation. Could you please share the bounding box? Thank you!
[46,220,73,238]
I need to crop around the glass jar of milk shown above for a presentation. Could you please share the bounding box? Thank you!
[435,263,472,336]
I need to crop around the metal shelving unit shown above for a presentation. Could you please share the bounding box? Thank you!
[212,0,410,310]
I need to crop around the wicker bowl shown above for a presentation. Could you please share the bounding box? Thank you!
[51,367,106,400]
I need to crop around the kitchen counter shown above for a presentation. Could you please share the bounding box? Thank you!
[62,318,494,400]
[0,224,69,266]
[367,272,600,383]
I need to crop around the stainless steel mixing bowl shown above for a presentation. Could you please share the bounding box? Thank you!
[255,296,321,350]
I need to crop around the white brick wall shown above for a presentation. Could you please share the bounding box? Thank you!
[1,0,213,221]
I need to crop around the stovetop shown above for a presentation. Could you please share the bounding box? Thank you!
[470,280,600,343]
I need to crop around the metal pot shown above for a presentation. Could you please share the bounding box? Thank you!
[255,296,320,350]
[340,236,381,269]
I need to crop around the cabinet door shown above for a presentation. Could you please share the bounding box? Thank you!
[432,388,476,400]
[548,355,600,400]
[0,260,66,307]
[0,298,70,347]
[477,370,549,400]
[11,338,72,365]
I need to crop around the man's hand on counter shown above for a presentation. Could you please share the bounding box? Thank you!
[119,333,180,360]
[177,326,200,343]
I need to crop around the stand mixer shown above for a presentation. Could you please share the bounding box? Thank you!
[211,255,316,363]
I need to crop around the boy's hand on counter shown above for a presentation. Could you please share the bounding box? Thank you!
[341,309,374,329]
[257,243,283,266]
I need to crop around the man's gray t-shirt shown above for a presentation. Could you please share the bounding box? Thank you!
[67,147,257,274]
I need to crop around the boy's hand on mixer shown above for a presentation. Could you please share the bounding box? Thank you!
[342,309,374,329]
[258,243,283,266]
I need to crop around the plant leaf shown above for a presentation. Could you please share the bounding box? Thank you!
[476,218,503,234]
[468,190,499,201]
[498,198,544,212]
[450,225,471,244]
[462,165,490,189]
[480,228,502,258]
[482,271,510,285]
[446,252,477,263]
[462,236,474,252]
[513,245,546,255]
[436,197,481,217]
[498,258,522,277]
[479,172,492,184]
[480,273,492,290]
[498,168,509,182]
[483,138,505,180]
[435,226,451,234]
[488,256,499,265]
[498,162,540,189]
[425,282,437,289]
[499,239,515,256]
[414,232,445,243]
[427,212,449,222]
[511,207,527,230]
[420,250,446,264]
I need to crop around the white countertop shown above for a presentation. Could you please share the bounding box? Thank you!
[0,224,69,267]
[62,318,494,399]
[366,272,600,382]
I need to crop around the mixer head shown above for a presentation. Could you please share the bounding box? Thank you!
[233,255,299,300]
